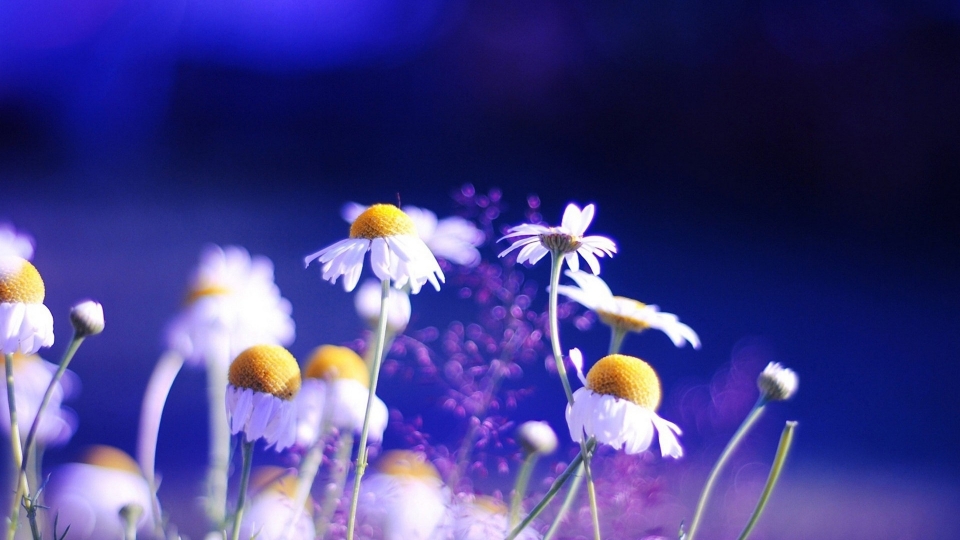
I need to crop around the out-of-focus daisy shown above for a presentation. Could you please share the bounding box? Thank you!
[354,279,411,333]
[0,255,54,355]
[516,420,558,456]
[305,203,444,294]
[451,496,540,540]
[0,223,34,260]
[0,353,78,447]
[166,245,295,368]
[343,203,485,267]
[226,344,302,452]
[566,349,683,458]
[295,345,388,447]
[757,362,798,402]
[359,450,450,540]
[499,203,616,274]
[43,446,154,540]
[236,467,315,540]
[556,270,700,349]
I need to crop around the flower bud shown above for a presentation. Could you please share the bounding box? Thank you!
[757,362,798,402]
[517,420,558,455]
[70,300,104,338]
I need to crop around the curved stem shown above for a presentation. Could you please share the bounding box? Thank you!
[608,327,626,355]
[543,463,583,540]
[6,353,27,540]
[315,432,354,539]
[345,279,391,540]
[547,253,574,406]
[686,399,768,540]
[510,453,539,527]
[229,440,254,540]
[737,421,797,540]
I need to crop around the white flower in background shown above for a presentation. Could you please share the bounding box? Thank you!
[516,420,558,456]
[0,255,54,355]
[757,362,798,402]
[499,203,616,274]
[166,245,295,368]
[43,446,154,540]
[306,203,444,294]
[237,467,316,540]
[225,345,301,452]
[556,270,700,349]
[0,223,34,260]
[354,278,411,333]
[343,203,485,267]
[359,450,451,540]
[295,345,388,448]
[566,349,683,458]
[451,496,540,540]
[0,353,78,446]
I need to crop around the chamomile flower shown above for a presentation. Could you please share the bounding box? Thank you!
[225,345,302,451]
[305,203,444,294]
[556,270,700,349]
[166,245,295,368]
[343,203,485,267]
[355,278,411,333]
[359,450,451,540]
[0,255,54,355]
[451,496,540,540]
[0,223,34,260]
[295,345,388,447]
[0,353,78,446]
[499,203,616,274]
[237,467,316,540]
[566,349,683,458]
[758,362,798,402]
[43,446,154,540]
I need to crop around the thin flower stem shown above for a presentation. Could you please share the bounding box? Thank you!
[315,432,354,539]
[686,399,768,540]
[120,504,143,540]
[579,439,601,540]
[609,327,626,356]
[5,352,27,540]
[510,453,539,527]
[229,440,254,540]
[547,253,575,406]
[736,421,797,540]
[346,278,391,540]
[206,339,232,530]
[543,463,583,540]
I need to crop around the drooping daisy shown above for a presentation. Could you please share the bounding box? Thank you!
[358,450,451,540]
[354,278,411,334]
[451,496,540,540]
[556,270,700,349]
[0,353,78,447]
[0,255,54,356]
[305,203,444,294]
[343,203,485,267]
[166,245,295,369]
[0,223,34,260]
[295,345,388,448]
[236,467,316,540]
[566,349,683,458]
[225,344,302,451]
[499,203,616,274]
[43,446,154,540]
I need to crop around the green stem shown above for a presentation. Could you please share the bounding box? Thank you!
[206,339,231,530]
[686,399,768,540]
[737,421,797,540]
[543,463,583,540]
[579,439,601,540]
[345,279,391,540]
[229,440,254,540]
[547,253,575,406]
[510,453,539,527]
[315,432,354,539]
[6,353,27,540]
[120,504,143,540]
[608,327,626,355]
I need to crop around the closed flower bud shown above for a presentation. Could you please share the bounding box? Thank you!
[70,300,104,337]
[757,362,798,402]
[517,421,558,455]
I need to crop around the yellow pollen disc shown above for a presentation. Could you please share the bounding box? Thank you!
[251,467,296,498]
[228,344,302,400]
[375,450,441,481]
[473,496,508,515]
[303,345,370,387]
[80,445,142,475]
[586,354,662,411]
[597,297,650,333]
[184,284,231,305]
[0,256,45,304]
[0,352,37,368]
[349,204,417,239]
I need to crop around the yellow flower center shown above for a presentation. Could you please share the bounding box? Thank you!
[349,204,417,239]
[184,284,231,305]
[538,232,582,254]
[586,354,661,411]
[597,297,650,333]
[375,450,441,481]
[0,352,35,368]
[0,256,45,304]
[81,445,142,475]
[303,345,370,387]
[228,344,302,400]
[473,496,508,515]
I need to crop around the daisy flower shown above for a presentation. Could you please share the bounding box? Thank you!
[305,203,444,294]
[0,353,78,447]
[0,223,34,260]
[451,496,540,540]
[225,344,302,451]
[359,450,451,540]
[556,270,700,349]
[295,345,388,447]
[758,362,798,402]
[566,349,683,458]
[237,467,316,540]
[499,203,616,274]
[343,203,485,267]
[43,446,154,540]
[166,245,295,369]
[0,255,54,355]
[354,278,411,333]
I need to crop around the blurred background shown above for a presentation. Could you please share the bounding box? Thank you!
[2,0,959,538]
